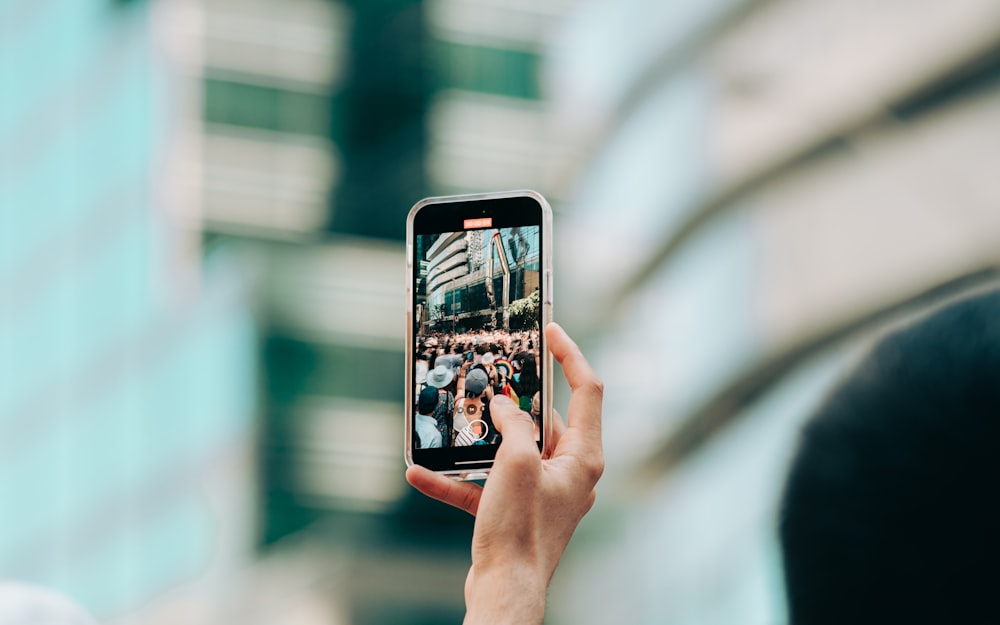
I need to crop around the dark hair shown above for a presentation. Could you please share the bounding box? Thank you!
[517,353,539,398]
[417,385,440,416]
[780,290,1000,624]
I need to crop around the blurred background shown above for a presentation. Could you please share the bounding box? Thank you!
[3,0,1000,623]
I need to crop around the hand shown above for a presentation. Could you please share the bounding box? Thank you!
[406,323,604,625]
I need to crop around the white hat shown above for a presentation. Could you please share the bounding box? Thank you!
[426,365,454,388]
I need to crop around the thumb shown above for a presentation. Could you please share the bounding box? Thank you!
[489,394,535,442]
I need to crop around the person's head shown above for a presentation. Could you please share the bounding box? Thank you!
[521,353,537,377]
[780,289,1000,624]
[518,353,540,397]
[417,385,440,416]
[465,369,490,399]
[512,349,525,364]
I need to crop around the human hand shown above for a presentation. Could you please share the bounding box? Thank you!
[406,323,604,625]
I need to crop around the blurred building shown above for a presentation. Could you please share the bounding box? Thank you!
[118,0,570,624]
[0,0,257,620]
[543,1,1000,624]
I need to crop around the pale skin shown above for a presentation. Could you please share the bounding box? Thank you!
[406,323,605,625]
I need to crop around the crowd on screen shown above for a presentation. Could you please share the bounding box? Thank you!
[414,330,541,449]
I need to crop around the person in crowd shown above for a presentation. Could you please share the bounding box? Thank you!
[480,351,495,382]
[455,367,497,446]
[482,359,496,385]
[512,353,539,413]
[494,371,519,406]
[408,291,1000,624]
[414,352,431,399]
[415,385,443,449]
[529,391,541,441]
[425,364,455,448]
[434,344,464,372]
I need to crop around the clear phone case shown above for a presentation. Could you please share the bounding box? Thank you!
[404,190,554,480]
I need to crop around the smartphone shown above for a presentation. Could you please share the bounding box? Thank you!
[405,190,553,479]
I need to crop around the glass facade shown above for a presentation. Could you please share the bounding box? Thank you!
[543,1,1000,623]
[0,0,256,618]
[421,226,540,331]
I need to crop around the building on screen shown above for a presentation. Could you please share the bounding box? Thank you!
[419,226,540,334]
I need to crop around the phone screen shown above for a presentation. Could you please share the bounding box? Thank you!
[408,193,549,473]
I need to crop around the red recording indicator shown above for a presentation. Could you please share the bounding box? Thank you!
[464,217,493,229]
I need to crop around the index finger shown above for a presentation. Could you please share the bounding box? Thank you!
[545,323,603,448]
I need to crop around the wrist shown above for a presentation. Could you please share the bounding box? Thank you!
[464,565,547,625]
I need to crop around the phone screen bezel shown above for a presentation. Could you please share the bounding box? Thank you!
[405,191,552,475]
